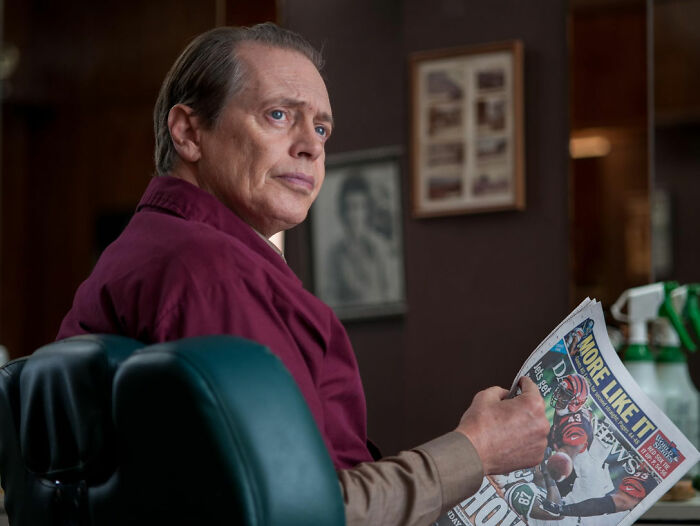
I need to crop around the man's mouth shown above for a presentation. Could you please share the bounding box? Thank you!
[274,172,315,192]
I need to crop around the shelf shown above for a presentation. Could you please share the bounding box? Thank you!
[638,494,700,523]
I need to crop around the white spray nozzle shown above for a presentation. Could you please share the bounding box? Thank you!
[611,283,666,345]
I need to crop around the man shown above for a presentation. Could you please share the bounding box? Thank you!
[543,467,658,524]
[326,172,390,306]
[550,373,590,415]
[58,23,549,525]
[501,465,562,525]
[565,319,594,356]
[547,390,619,526]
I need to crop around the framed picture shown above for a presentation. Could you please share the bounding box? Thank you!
[409,40,525,217]
[311,147,406,321]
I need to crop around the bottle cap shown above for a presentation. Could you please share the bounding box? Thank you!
[623,343,655,362]
[659,282,696,352]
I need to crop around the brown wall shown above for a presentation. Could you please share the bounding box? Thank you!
[569,3,651,310]
[283,0,571,454]
[654,0,700,283]
[1,1,275,357]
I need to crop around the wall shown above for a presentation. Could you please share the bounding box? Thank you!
[284,0,570,454]
[1,0,275,358]
[654,0,700,286]
[569,2,651,308]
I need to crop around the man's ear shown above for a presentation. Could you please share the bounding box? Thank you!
[168,104,202,163]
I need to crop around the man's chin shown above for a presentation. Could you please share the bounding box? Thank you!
[278,211,309,230]
[257,208,310,237]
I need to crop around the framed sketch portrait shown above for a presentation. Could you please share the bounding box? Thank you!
[409,40,525,217]
[311,147,406,321]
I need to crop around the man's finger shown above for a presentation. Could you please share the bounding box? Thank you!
[519,376,540,394]
[479,385,510,401]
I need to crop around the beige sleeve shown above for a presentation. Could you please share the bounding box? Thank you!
[338,431,484,526]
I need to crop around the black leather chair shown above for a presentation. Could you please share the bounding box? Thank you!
[0,334,345,525]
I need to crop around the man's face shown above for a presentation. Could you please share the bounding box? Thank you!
[344,191,370,238]
[197,42,332,236]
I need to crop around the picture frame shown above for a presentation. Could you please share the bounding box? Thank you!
[311,147,406,321]
[409,40,525,217]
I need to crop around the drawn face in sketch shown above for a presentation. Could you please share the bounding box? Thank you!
[345,191,371,237]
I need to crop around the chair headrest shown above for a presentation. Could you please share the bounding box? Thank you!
[19,334,142,482]
[112,336,345,525]
[1,334,345,526]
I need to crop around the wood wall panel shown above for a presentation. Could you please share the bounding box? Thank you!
[570,3,647,129]
[1,0,275,357]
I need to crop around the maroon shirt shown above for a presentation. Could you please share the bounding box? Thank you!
[58,176,372,469]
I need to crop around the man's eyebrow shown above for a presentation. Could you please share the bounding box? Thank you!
[270,97,334,128]
[318,111,335,129]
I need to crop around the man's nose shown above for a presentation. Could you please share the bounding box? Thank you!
[289,122,323,160]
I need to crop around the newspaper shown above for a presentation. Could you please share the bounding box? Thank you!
[435,298,700,526]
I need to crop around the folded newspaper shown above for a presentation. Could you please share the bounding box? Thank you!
[435,298,700,526]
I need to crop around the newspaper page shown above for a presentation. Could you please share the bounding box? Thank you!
[435,299,700,526]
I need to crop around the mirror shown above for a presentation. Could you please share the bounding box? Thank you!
[569,0,700,383]
[652,0,700,283]
[569,0,652,309]
[569,0,700,307]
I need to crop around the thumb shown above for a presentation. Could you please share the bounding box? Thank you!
[519,376,540,394]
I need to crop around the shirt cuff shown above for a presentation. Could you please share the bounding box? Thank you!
[413,431,484,511]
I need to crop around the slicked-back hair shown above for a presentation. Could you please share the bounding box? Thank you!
[153,22,324,176]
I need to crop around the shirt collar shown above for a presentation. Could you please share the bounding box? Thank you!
[254,229,286,262]
[137,176,295,277]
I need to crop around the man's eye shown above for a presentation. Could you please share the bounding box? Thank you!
[315,125,327,137]
[270,110,285,120]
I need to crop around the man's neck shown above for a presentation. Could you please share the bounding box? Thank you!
[253,229,285,261]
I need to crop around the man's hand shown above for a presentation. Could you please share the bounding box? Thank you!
[456,377,549,475]
[540,499,563,517]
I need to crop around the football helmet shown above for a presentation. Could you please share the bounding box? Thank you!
[504,482,544,518]
[619,470,656,500]
[550,373,589,412]
[552,411,593,449]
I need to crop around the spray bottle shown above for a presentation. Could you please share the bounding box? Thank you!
[611,283,667,409]
[652,283,699,477]
[685,284,700,340]
[682,283,700,485]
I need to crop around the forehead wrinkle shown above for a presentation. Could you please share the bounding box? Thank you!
[228,43,333,130]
